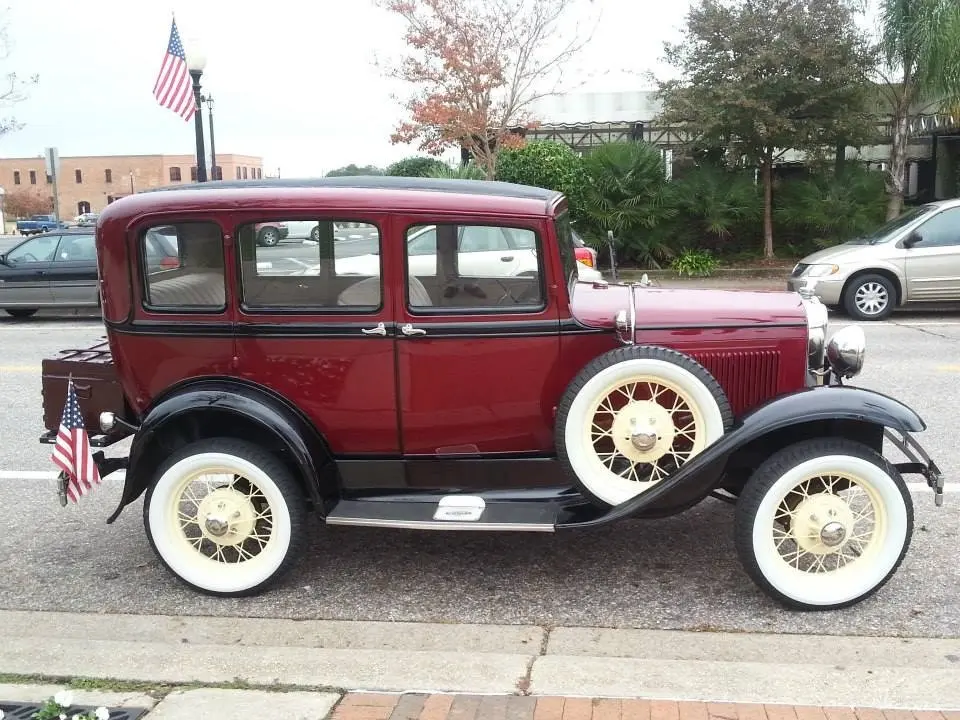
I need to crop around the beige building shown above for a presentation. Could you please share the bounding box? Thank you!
[0,152,264,218]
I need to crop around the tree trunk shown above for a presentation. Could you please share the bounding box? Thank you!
[886,107,909,220]
[762,148,774,259]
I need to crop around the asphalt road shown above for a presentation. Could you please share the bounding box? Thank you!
[0,312,958,638]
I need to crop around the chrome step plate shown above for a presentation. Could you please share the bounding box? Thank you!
[325,496,558,532]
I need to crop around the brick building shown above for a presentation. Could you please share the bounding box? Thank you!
[0,152,264,218]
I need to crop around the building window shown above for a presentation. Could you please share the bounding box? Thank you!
[29,170,36,185]
[77,201,91,215]
[169,167,182,182]
[46,174,52,184]
[242,167,248,179]
[256,167,262,179]
[105,169,112,183]
[190,166,198,181]
[107,195,116,204]
[236,167,242,179]
[13,170,19,185]
[212,165,222,180]
[75,169,82,183]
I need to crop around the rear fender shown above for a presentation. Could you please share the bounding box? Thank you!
[105,378,338,524]
[558,385,927,528]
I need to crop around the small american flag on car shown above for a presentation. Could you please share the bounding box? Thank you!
[51,377,101,503]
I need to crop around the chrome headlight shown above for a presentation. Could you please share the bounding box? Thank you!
[826,325,866,379]
[802,296,828,369]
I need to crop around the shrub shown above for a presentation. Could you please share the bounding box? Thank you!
[385,156,448,178]
[671,248,719,277]
[495,141,589,221]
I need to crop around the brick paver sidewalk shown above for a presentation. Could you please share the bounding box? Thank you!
[331,693,959,720]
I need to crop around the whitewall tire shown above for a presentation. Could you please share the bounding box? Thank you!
[555,345,733,507]
[143,437,307,597]
[734,438,913,610]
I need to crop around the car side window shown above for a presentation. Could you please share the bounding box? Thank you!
[911,207,960,249]
[405,222,544,312]
[6,235,60,264]
[139,221,226,311]
[236,218,382,311]
[55,234,96,262]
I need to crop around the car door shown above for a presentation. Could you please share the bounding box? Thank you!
[903,205,960,301]
[393,215,562,485]
[0,234,60,308]
[48,233,100,306]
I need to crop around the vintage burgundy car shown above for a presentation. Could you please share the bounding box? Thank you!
[38,177,943,610]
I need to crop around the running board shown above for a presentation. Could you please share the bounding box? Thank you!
[325,495,560,532]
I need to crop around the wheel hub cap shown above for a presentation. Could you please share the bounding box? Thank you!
[791,493,855,555]
[612,401,676,462]
[195,487,257,547]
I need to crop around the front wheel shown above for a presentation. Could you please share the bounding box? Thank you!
[843,273,895,321]
[257,226,281,247]
[734,437,912,611]
[143,437,307,597]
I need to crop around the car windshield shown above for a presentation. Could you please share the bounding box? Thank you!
[848,205,934,245]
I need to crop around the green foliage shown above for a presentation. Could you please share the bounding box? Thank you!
[579,141,677,268]
[385,156,448,177]
[661,165,764,254]
[656,0,879,257]
[426,161,488,179]
[774,165,888,250]
[495,141,589,220]
[671,248,719,277]
[325,164,384,177]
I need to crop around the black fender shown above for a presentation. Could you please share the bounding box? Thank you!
[557,385,926,529]
[105,378,337,524]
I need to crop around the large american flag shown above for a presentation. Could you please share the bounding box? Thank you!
[51,377,101,503]
[152,17,196,121]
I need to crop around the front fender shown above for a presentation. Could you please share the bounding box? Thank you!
[558,385,926,529]
[105,378,335,524]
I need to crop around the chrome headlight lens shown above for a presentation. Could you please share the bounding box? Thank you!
[802,297,829,369]
[826,325,866,379]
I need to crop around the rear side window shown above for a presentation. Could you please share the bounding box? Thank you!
[235,218,382,311]
[140,221,226,311]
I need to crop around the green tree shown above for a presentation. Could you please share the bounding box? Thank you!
[579,141,677,268]
[325,164,384,177]
[877,0,960,218]
[385,156,449,177]
[495,141,589,220]
[656,0,878,258]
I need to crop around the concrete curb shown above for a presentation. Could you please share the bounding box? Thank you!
[1,610,959,711]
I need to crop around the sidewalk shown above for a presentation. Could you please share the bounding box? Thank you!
[2,686,957,720]
[1,610,958,717]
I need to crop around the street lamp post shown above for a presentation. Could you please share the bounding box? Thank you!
[207,95,217,180]
[186,45,207,183]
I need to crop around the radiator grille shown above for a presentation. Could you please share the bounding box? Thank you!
[691,350,781,417]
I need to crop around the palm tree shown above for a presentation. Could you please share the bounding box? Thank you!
[878,0,960,219]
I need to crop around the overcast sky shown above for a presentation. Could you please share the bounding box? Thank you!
[0,0,882,177]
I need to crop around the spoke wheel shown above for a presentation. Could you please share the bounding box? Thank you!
[144,438,306,597]
[556,345,732,507]
[735,438,912,610]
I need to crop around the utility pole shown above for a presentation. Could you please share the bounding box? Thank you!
[207,95,217,179]
[45,147,61,223]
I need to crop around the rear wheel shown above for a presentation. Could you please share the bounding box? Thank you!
[734,437,912,610]
[5,308,37,319]
[555,345,733,507]
[143,437,307,597]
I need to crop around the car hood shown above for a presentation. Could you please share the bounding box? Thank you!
[570,280,807,330]
[797,241,895,265]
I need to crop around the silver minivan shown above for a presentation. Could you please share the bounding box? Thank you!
[787,198,960,320]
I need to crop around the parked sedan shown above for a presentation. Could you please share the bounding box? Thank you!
[0,228,179,318]
[787,198,960,320]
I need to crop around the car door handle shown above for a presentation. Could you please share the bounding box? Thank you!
[500,255,514,262]
[400,323,426,336]
[361,322,387,336]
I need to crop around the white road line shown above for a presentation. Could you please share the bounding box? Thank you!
[286,257,312,268]
[0,471,954,496]
[0,325,102,332]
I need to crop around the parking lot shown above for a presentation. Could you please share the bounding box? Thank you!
[0,304,958,639]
